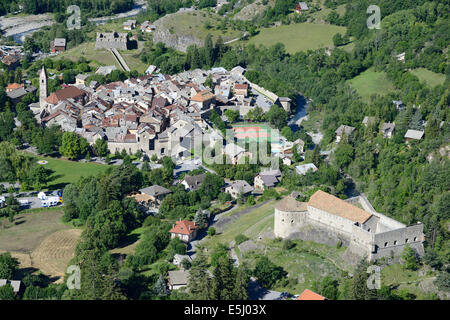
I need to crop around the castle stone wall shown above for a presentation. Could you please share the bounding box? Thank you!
[371,223,425,260]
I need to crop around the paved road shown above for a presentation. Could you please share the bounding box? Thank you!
[110,48,131,72]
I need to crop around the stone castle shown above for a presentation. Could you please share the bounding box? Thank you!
[274,190,425,262]
[95,32,130,50]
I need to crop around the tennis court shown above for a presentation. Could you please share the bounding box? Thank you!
[232,123,275,142]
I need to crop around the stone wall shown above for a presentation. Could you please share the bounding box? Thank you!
[274,198,425,264]
[371,223,425,260]
[274,208,352,247]
[107,141,140,155]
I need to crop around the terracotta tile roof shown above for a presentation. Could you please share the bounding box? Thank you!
[307,190,372,224]
[170,220,198,236]
[297,289,326,300]
[234,83,248,90]
[46,86,86,105]
[6,83,23,90]
[191,90,215,102]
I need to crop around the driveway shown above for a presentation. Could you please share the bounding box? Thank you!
[248,278,282,300]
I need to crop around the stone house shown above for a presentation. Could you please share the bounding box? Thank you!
[75,74,89,86]
[295,163,318,175]
[254,169,282,191]
[381,122,395,138]
[190,90,215,110]
[225,180,254,199]
[295,2,309,14]
[51,38,66,52]
[234,83,248,98]
[181,173,206,191]
[173,254,192,269]
[139,185,172,206]
[223,143,249,165]
[123,20,136,31]
[168,270,189,290]
[335,125,355,143]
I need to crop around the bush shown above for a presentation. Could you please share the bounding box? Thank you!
[208,227,216,236]
[143,215,161,227]
[235,234,249,246]
[253,256,287,289]
[282,239,295,250]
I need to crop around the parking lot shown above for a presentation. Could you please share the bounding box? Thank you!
[1,190,63,210]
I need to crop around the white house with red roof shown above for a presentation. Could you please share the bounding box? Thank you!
[169,220,198,243]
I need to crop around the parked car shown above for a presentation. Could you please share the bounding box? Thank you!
[279,291,291,299]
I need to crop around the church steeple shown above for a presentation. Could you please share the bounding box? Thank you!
[39,65,48,110]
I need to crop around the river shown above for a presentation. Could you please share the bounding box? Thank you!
[288,95,309,132]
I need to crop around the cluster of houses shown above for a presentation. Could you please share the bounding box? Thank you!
[31,65,295,163]
[0,46,23,70]
[122,20,156,33]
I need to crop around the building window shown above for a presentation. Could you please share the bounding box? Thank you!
[367,228,371,232]
[384,242,388,247]
[405,238,409,243]
[413,237,417,241]
[394,241,397,245]
[291,220,294,224]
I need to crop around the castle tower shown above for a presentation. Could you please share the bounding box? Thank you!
[39,65,48,111]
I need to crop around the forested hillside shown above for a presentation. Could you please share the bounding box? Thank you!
[142,0,449,267]
[0,0,134,17]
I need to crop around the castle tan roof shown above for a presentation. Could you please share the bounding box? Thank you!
[307,190,372,224]
[275,196,307,212]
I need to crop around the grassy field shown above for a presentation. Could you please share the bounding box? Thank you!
[30,154,108,190]
[203,200,277,247]
[55,41,148,74]
[56,42,120,69]
[243,239,353,294]
[381,263,440,299]
[347,68,396,102]
[308,2,347,23]
[158,10,242,43]
[0,210,81,282]
[244,22,347,54]
[410,68,446,88]
[201,199,354,295]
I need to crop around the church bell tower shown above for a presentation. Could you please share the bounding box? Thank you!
[39,65,48,111]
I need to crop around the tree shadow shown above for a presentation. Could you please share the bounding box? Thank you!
[47,182,69,191]
[116,233,139,249]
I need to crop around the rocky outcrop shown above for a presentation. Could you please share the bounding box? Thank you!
[152,13,203,52]
[233,0,272,21]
